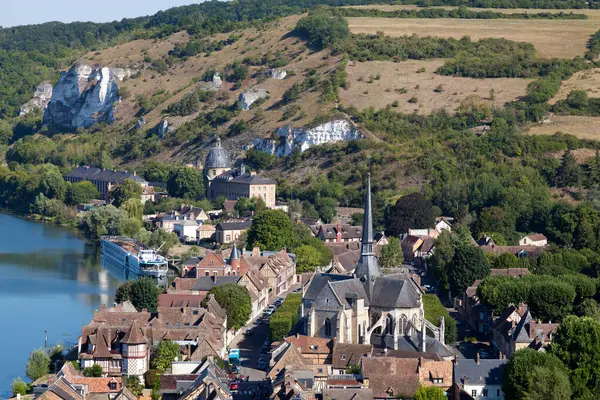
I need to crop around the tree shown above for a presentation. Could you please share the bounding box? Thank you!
[145,228,179,254]
[125,375,144,397]
[11,378,27,396]
[39,169,66,201]
[121,217,142,237]
[295,11,350,50]
[115,278,159,312]
[551,316,600,398]
[166,167,204,200]
[523,366,572,400]
[121,198,143,220]
[83,364,103,377]
[144,369,161,390]
[295,244,322,273]
[110,178,142,208]
[448,244,490,297]
[247,209,295,251]
[384,193,436,237]
[79,205,127,239]
[414,386,446,400]
[566,89,588,109]
[315,197,337,223]
[527,280,575,322]
[204,284,251,330]
[555,150,581,188]
[66,181,99,205]
[504,348,569,400]
[423,294,457,343]
[152,340,181,372]
[26,349,50,381]
[378,237,403,268]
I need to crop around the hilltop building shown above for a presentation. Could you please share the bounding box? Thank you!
[302,175,450,356]
[65,166,149,202]
[203,138,276,208]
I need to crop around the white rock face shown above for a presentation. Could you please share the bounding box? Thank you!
[157,119,170,139]
[109,67,137,81]
[198,73,222,92]
[239,88,269,110]
[269,69,287,80]
[252,119,363,156]
[20,82,54,116]
[43,63,128,129]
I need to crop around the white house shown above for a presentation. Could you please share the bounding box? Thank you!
[454,356,507,400]
[519,233,548,247]
[174,220,199,243]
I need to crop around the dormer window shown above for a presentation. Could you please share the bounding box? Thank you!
[109,381,117,391]
[341,354,346,360]
[432,378,443,384]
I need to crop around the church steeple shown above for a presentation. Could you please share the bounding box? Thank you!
[354,173,380,298]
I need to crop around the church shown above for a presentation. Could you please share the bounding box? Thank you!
[301,175,450,355]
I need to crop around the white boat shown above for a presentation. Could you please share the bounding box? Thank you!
[101,236,168,282]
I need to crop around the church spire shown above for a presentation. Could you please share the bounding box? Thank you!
[354,173,380,298]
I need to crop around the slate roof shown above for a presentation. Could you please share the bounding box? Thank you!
[361,357,420,398]
[205,138,231,169]
[215,220,252,231]
[284,335,333,354]
[228,173,275,185]
[322,388,374,400]
[65,166,147,185]
[332,343,373,369]
[454,359,507,386]
[192,276,241,291]
[120,319,146,344]
[370,275,421,308]
[329,279,370,308]
[318,224,363,240]
[372,335,454,359]
[303,274,355,302]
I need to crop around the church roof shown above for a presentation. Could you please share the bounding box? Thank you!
[304,274,355,302]
[329,279,370,308]
[204,138,231,169]
[370,275,421,308]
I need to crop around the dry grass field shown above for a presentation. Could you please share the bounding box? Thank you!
[345,4,600,19]
[347,17,600,58]
[340,59,532,113]
[550,68,600,104]
[527,115,600,139]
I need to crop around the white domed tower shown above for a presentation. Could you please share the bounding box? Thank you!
[120,319,148,380]
[204,137,232,178]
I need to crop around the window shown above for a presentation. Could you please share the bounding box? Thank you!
[226,234,231,242]
[205,271,210,276]
[472,390,477,397]
[109,381,117,390]
[325,318,332,336]
[432,378,443,384]
[213,271,218,276]
[483,389,488,397]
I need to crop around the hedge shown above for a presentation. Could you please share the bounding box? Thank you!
[269,293,302,341]
[423,294,457,343]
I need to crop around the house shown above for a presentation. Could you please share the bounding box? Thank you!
[196,224,216,242]
[455,280,492,335]
[177,357,232,400]
[158,293,205,308]
[374,232,389,247]
[159,374,199,400]
[180,247,243,278]
[322,388,373,400]
[177,205,210,223]
[490,268,530,278]
[454,355,507,400]
[332,343,373,374]
[284,334,333,366]
[222,200,237,214]
[215,220,252,244]
[238,267,270,319]
[435,217,453,233]
[336,207,364,224]
[257,249,297,297]
[401,235,424,260]
[267,341,310,379]
[360,356,452,399]
[314,223,363,243]
[64,166,149,202]
[519,233,548,247]
[491,304,558,358]
[174,220,199,243]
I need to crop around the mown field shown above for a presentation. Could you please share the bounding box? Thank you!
[346,16,600,58]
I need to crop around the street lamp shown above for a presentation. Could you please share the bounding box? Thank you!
[44,330,48,351]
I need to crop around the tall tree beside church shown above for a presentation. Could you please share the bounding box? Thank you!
[378,237,403,268]
[384,192,436,237]
[448,244,490,297]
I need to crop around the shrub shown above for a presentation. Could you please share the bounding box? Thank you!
[11,378,27,396]
[423,294,457,343]
[408,96,418,104]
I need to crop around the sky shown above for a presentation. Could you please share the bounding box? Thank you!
[0,0,203,27]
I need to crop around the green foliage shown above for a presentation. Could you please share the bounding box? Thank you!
[504,349,570,400]
[269,315,293,341]
[555,150,581,187]
[125,375,144,397]
[144,369,161,390]
[384,192,436,237]
[345,364,361,375]
[152,340,181,372]
[295,244,322,273]
[26,349,50,381]
[423,294,457,343]
[269,293,302,340]
[205,284,251,330]
[110,178,142,208]
[11,378,28,396]
[247,209,295,251]
[551,316,600,398]
[166,167,204,200]
[414,385,446,400]
[66,181,100,205]
[143,228,180,255]
[245,148,278,170]
[378,237,403,268]
[295,10,350,50]
[523,366,572,400]
[449,245,490,297]
[165,88,215,116]
[115,278,159,312]
[83,364,103,377]
[79,205,128,239]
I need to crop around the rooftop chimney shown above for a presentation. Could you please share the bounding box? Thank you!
[476,352,480,364]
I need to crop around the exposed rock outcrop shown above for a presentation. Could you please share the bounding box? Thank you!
[43,63,133,130]
[20,82,53,116]
[157,119,170,139]
[252,119,363,156]
[135,117,146,130]
[239,88,269,110]
[269,69,287,80]
[198,73,223,92]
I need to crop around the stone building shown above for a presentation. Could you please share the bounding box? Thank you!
[64,166,148,202]
[302,175,448,354]
[203,138,276,208]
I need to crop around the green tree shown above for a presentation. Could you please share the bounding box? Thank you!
[315,197,337,223]
[527,279,575,322]
[121,198,143,220]
[423,294,457,343]
[378,237,403,268]
[204,284,251,330]
[551,316,600,398]
[166,167,204,200]
[152,340,181,372]
[66,181,100,205]
[39,169,67,201]
[504,348,569,400]
[115,281,134,305]
[144,369,161,390]
[122,217,142,237]
[11,378,27,396]
[295,244,322,273]
[125,375,144,397]
[26,349,50,381]
[414,386,446,400]
[555,150,581,188]
[247,209,295,251]
[145,228,179,254]
[523,366,572,400]
[295,11,350,50]
[83,364,104,377]
[110,178,142,208]
[449,245,490,297]
[115,278,159,312]
[566,89,589,109]
[384,193,436,237]
[79,205,127,239]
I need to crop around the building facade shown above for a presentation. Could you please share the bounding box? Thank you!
[65,166,148,202]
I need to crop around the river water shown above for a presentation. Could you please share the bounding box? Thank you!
[0,213,122,394]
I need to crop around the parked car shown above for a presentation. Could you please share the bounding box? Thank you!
[265,305,276,312]
[229,381,239,392]
[274,298,284,307]
[258,357,268,370]
[244,328,254,336]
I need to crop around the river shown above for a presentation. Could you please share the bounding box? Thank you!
[0,213,122,394]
